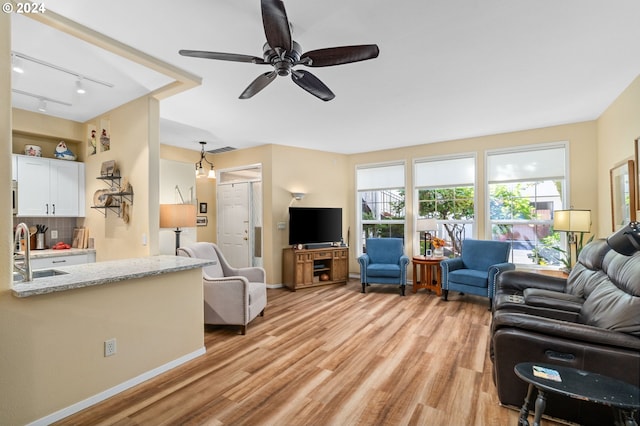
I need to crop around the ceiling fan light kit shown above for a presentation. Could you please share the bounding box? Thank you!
[179,0,379,101]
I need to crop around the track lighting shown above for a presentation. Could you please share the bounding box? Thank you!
[11,54,24,74]
[37,99,47,112]
[75,77,86,94]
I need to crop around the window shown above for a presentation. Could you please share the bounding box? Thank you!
[414,156,475,256]
[487,144,567,265]
[357,162,405,254]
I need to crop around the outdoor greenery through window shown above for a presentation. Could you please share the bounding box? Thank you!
[415,156,475,256]
[357,162,405,254]
[417,187,474,255]
[487,144,568,266]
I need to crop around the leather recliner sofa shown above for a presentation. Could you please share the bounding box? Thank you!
[490,239,640,425]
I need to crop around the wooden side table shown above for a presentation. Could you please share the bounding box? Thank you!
[412,256,446,295]
[514,362,640,426]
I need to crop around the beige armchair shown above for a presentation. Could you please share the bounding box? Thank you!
[177,242,267,335]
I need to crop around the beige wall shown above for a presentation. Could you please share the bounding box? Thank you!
[0,269,204,425]
[345,121,599,272]
[596,74,640,235]
[82,96,160,261]
[160,144,216,242]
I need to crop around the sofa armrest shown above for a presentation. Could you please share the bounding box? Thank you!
[357,254,370,266]
[441,257,464,272]
[496,270,567,294]
[225,266,265,283]
[399,254,409,267]
[523,288,584,313]
[492,311,640,350]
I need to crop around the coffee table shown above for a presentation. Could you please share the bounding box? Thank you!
[514,362,640,426]
[412,255,445,295]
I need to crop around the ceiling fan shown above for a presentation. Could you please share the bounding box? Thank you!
[179,0,379,101]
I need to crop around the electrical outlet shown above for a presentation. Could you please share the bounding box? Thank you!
[104,338,117,357]
[51,230,58,239]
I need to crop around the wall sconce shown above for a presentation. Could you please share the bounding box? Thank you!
[291,192,305,201]
[553,209,591,266]
[195,141,215,179]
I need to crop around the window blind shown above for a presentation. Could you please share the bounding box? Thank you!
[415,156,475,187]
[356,163,405,190]
[487,146,565,183]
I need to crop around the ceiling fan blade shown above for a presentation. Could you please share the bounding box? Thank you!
[239,71,278,99]
[300,45,380,67]
[261,0,292,51]
[179,50,266,64]
[291,70,335,101]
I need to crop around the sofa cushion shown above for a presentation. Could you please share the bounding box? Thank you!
[579,250,640,336]
[367,263,401,278]
[449,269,488,288]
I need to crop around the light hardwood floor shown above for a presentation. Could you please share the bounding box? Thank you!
[55,280,565,426]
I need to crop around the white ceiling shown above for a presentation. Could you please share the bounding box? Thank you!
[11,0,640,155]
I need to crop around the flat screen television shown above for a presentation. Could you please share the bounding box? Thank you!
[289,207,342,246]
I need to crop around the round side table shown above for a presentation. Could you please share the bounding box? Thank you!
[411,255,446,295]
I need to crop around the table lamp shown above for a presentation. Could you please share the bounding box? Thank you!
[160,204,197,254]
[553,209,591,266]
[416,218,438,256]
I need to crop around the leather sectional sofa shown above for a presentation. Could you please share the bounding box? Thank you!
[490,239,640,425]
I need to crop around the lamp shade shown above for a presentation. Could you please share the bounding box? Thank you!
[553,209,591,233]
[160,204,196,228]
[417,218,438,232]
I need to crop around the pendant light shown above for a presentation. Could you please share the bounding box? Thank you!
[195,141,215,179]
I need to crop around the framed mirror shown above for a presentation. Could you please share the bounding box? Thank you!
[610,160,637,231]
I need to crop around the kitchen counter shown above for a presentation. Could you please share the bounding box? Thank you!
[29,247,96,259]
[12,255,214,298]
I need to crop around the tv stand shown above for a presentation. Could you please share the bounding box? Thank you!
[282,247,349,291]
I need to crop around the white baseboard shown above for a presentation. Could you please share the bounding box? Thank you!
[266,283,283,289]
[27,347,206,426]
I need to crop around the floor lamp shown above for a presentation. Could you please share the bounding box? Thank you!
[553,209,591,267]
[160,204,197,254]
[416,218,438,256]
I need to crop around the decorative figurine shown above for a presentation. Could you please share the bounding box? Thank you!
[54,141,77,161]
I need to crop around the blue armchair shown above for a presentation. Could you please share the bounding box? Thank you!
[441,239,514,309]
[358,238,410,296]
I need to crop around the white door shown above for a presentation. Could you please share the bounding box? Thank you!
[218,183,250,268]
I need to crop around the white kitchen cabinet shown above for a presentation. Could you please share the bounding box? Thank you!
[15,155,85,217]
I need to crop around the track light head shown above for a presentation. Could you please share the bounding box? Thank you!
[75,77,86,94]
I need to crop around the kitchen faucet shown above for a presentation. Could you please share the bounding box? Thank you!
[14,222,32,282]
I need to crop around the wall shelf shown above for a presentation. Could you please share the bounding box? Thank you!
[91,173,133,217]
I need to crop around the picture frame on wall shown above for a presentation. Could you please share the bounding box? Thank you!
[196,216,208,226]
[610,159,637,231]
[87,124,97,156]
[199,202,207,214]
[100,119,111,152]
[100,160,117,177]
[635,137,640,210]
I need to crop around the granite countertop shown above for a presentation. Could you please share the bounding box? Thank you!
[28,248,96,259]
[12,255,214,298]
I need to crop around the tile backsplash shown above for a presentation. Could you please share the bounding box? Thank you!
[13,217,78,246]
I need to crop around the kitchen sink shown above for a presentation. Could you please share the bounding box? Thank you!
[13,269,69,283]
